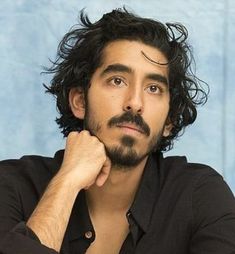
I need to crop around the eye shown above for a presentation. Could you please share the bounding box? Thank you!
[146,85,161,94]
[109,77,125,87]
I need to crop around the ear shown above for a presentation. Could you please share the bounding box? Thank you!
[163,117,173,137]
[69,87,86,120]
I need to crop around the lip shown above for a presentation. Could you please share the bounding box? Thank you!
[116,123,144,134]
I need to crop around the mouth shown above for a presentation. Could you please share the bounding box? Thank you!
[116,123,144,134]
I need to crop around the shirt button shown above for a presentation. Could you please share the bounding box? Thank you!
[85,231,93,239]
[127,211,131,217]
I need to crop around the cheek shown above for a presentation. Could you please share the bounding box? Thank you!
[86,95,119,128]
[95,95,123,118]
[88,85,121,106]
[146,104,169,132]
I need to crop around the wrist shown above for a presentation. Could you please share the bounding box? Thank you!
[54,168,83,194]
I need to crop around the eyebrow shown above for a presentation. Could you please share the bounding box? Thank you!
[146,73,169,86]
[101,64,132,76]
[100,63,168,86]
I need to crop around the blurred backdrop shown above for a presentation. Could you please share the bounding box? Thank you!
[0,0,234,192]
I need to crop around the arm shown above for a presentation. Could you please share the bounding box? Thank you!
[0,166,58,254]
[190,173,235,253]
[0,131,111,253]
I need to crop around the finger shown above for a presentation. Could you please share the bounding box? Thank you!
[84,182,94,190]
[95,157,111,187]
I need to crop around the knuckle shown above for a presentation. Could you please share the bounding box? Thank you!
[99,142,105,150]
[66,133,74,142]
[99,145,106,158]
[68,131,76,137]
[90,135,99,143]
[68,131,80,139]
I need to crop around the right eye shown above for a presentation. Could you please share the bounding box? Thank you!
[108,77,126,87]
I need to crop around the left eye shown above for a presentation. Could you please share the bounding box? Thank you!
[147,85,160,94]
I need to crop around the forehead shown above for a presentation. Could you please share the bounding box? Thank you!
[98,39,169,77]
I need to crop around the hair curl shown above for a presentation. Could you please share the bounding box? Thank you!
[44,7,209,152]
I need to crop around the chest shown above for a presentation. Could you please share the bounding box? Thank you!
[85,214,129,254]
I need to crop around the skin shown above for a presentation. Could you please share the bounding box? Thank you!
[27,40,172,253]
[71,40,171,169]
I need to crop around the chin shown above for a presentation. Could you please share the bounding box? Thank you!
[105,144,147,169]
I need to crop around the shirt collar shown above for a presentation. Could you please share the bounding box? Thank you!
[67,190,94,241]
[129,152,161,233]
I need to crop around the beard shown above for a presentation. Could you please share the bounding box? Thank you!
[84,110,163,170]
[105,131,162,169]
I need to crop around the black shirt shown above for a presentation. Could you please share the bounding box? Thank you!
[0,150,235,254]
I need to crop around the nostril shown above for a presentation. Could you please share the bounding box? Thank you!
[126,106,131,110]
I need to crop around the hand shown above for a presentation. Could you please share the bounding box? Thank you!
[59,130,111,190]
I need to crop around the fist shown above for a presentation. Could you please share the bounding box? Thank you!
[59,131,111,190]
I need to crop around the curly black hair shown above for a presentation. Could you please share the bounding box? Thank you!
[44,7,208,152]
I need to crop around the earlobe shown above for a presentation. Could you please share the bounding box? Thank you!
[163,118,173,137]
[163,124,172,137]
[69,88,86,119]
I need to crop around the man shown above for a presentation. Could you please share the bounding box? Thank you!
[0,8,234,254]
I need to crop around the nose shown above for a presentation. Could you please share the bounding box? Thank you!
[123,87,144,114]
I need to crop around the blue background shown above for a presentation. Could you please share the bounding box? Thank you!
[0,0,234,193]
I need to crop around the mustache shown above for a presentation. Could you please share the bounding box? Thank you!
[108,112,150,136]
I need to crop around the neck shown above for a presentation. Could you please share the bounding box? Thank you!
[86,156,148,215]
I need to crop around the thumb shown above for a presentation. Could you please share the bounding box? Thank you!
[95,157,111,187]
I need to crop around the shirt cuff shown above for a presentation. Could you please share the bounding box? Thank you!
[0,222,58,254]
[12,221,40,241]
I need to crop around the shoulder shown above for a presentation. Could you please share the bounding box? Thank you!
[161,154,235,219]
[0,150,64,193]
[159,154,234,209]
[159,155,222,188]
[0,152,59,175]
[157,154,234,227]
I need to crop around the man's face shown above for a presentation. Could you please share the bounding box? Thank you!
[74,40,171,168]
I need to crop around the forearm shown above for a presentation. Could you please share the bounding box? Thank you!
[27,171,80,252]
[1,131,110,253]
